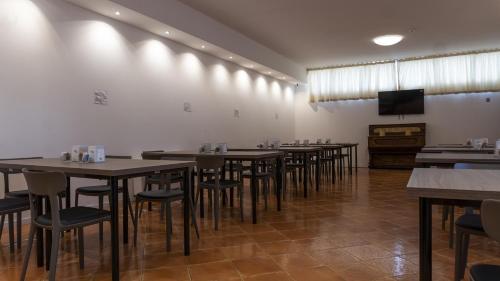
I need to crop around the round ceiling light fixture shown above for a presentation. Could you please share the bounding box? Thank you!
[373,34,403,46]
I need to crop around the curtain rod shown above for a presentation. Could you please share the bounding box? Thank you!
[307,48,500,71]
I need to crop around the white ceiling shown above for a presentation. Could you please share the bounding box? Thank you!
[178,0,500,69]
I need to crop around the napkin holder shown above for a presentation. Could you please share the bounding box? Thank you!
[215,143,228,153]
[199,143,213,153]
[88,145,106,163]
[71,145,88,162]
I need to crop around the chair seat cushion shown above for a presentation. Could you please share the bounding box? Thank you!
[200,180,240,188]
[146,174,183,183]
[456,214,484,231]
[36,207,111,227]
[136,189,183,200]
[5,190,29,198]
[242,171,272,178]
[0,198,29,213]
[470,264,500,281]
[76,185,113,194]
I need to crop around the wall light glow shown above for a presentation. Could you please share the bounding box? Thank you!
[271,81,282,101]
[137,40,173,70]
[180,53,203,79]
[212,64,229,87]
[235,70,251,93]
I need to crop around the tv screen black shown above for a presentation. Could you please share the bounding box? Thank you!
[378,89,424,115]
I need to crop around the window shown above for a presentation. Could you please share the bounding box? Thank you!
[308,50,500,102]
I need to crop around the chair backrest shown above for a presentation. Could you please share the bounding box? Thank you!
[161,156,196,161]
[1,157,43,193]
[107,155,132,159]
[196,156,225,170]
[141,151,164,160]
[481,199,500,242]
[454,163,500,170]
[22,170,67,226]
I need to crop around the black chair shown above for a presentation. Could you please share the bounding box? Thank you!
[74,155,135,241]
[453,163,500,281]
[0,197,29,252]
[21,170,111,281]
[0,157,42,252]
[468,200,500,281]
[133,170,199,251]
[242,160,274,210]
[196,156,243,230]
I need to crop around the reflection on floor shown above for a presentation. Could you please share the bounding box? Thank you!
[1,168,499,280]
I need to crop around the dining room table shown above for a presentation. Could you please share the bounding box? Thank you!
[421,146,495,154]
[141,150,285,224]
[0,158,196,281]
[416,152,500,167]
[407,168,500,281]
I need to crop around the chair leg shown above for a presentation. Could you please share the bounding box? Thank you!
[8,213,14,253]
[214,187,220,231]
[454,228,463,281]
[146,183,153,211]
[20,224,36,281]
[442,206,449,230]
[127,197,136,228]
[77,228,84,269]
[460,233,470,280]
[239,186,244,222]
[98,195,104,242]
[189,197,200,239]
[165,201,172,251]
[449,206,455,249]
[134,199,140,246]
[0,214,4,240]
[48,229,60,281]
[17,212,22,249]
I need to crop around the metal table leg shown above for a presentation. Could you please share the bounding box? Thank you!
[110,177,120,281]
[419,197,432,281]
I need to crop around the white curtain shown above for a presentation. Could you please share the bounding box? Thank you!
[308,51,500,101]
[308,62,397,102]
[399,51,500,94]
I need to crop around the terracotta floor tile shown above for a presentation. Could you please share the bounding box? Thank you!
[242,271,293,281]
[3,169,498,281]
[343,244,396,261]
[142,266,190,281]
[232,256,281,277]
[364,256,418,277]
[189,261,241,281]
[287,266,346,281]
[220,244,267,259]
[271,253,322,270]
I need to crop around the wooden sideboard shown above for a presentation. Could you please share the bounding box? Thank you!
[368,123,426,169]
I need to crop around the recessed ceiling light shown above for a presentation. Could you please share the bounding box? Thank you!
[280,76,286,79]
[267,71,272,75]
[373,34,403,46]
[164,31,170,35]
[228,56,233,59]
[201,45,206,49]
[115,11,120,16]
[247,65,254,68]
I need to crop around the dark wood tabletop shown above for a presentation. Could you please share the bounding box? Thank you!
[416,153,500,165]
[0,158,195,177]
[143,150,284,160]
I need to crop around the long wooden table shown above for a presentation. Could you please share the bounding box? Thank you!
[0,158,195,281]
[421,147,495,154]
[416,152,500,166]
[141,150,285,224]
[407,168,500,281]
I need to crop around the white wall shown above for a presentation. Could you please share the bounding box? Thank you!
[295,90,500,167]
[0,0,296,198]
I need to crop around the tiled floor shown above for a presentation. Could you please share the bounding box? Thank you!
[1,168,500,280]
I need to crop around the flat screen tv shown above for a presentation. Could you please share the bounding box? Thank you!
[378,89,424,115]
